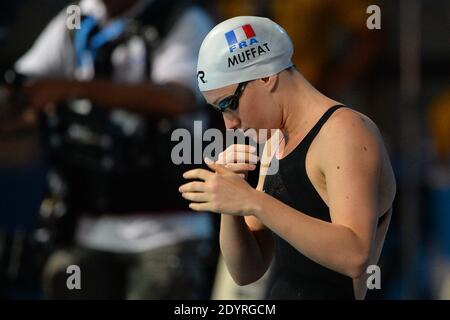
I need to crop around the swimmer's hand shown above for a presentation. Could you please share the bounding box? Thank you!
[179,161,257,216]
[215,144,258,179]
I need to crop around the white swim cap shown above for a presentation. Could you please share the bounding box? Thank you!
[197,16,294,91]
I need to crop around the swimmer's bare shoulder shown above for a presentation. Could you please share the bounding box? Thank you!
[316,107,396,218]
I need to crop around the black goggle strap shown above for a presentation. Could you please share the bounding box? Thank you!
[216,82,247,112]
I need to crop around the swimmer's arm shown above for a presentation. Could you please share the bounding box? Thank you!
[248,113,381,278]
[219,142,275,286]
[219,214,274,286]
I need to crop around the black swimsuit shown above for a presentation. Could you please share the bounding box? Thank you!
[263,105,388,299]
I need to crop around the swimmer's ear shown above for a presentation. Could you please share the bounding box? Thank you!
[257,74,278,92]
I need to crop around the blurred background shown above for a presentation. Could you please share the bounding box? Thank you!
[0,0,449,300]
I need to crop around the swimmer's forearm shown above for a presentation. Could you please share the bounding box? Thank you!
[219,215,268,285]
[249,190,370,279]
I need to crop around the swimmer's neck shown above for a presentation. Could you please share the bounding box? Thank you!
[277,69,341,144]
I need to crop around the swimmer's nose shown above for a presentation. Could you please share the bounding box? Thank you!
[222,112,241,130]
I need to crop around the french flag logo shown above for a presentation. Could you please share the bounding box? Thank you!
[225,24,256,47]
